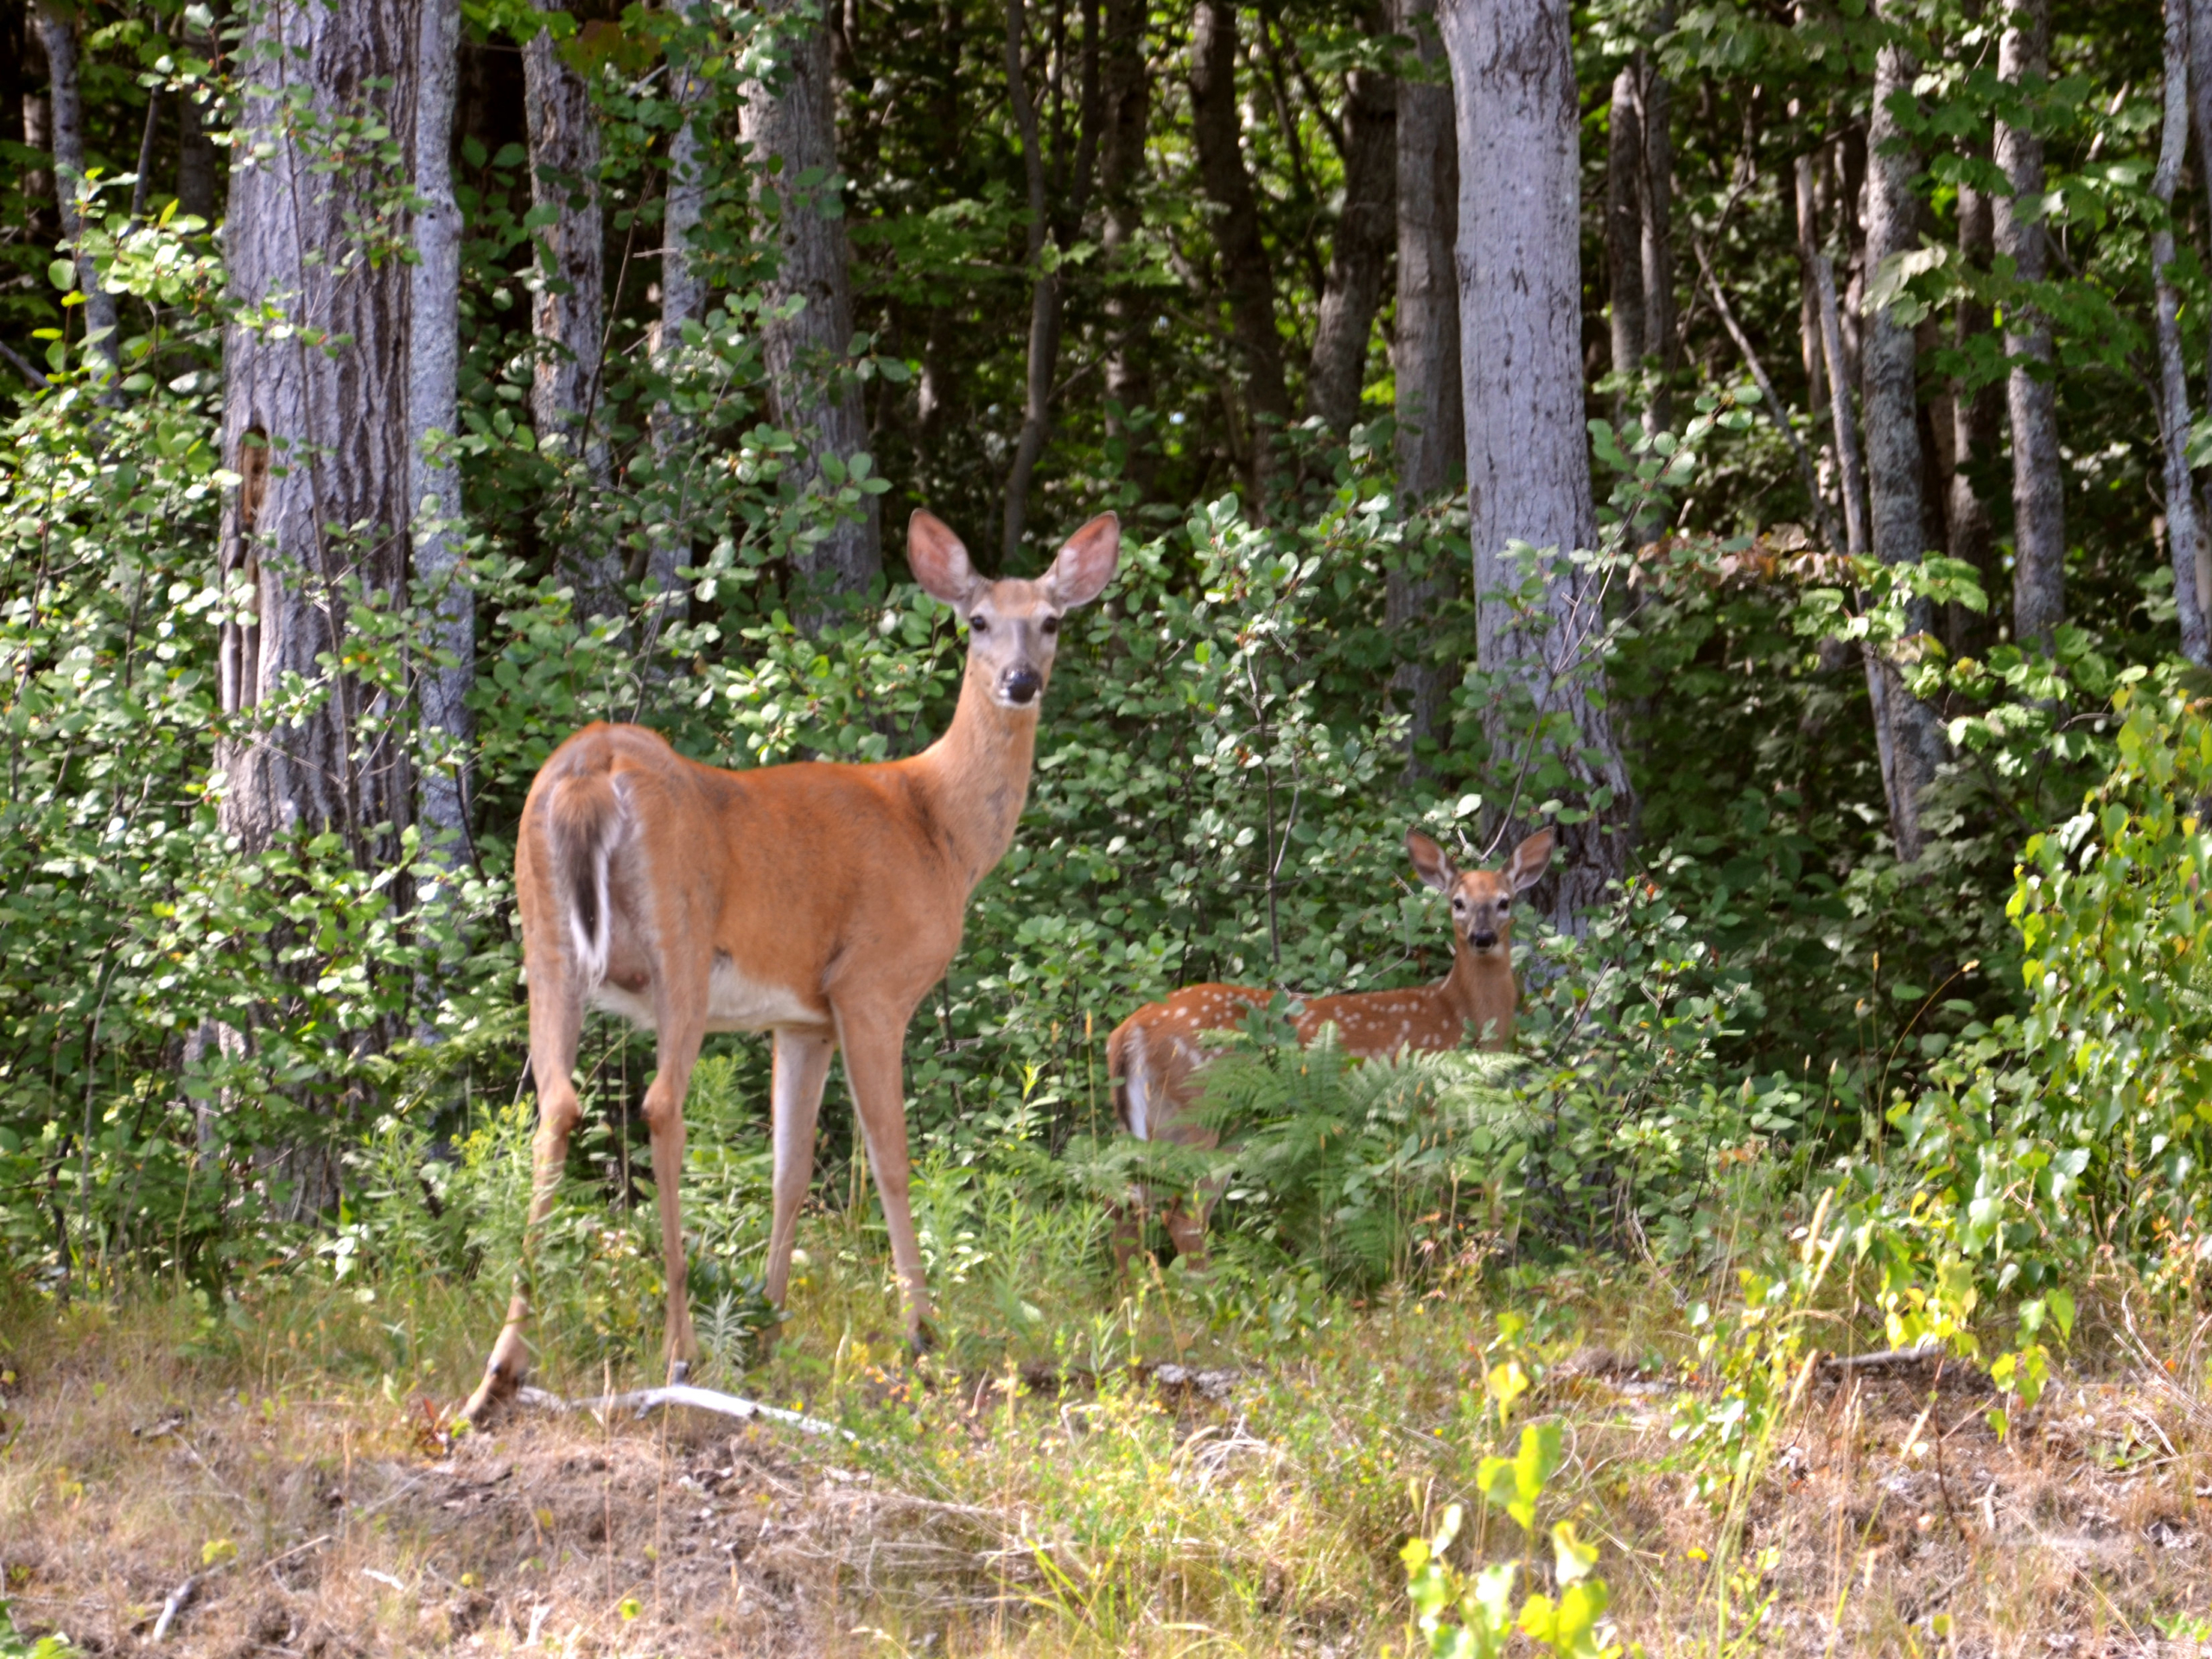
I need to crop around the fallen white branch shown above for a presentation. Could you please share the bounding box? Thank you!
[513,1382,852,1440]
[150,1571,206,1642]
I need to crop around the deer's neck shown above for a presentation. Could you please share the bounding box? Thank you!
[912,667,1040,893]
[1440,938,1520,1048]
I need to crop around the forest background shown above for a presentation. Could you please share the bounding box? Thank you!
[7,0,2212,1648]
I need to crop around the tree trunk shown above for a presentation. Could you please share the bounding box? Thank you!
[1307,59,1395,433]
[219,0,418,858]
[1637,31,1675,434]
[1190,0,1291,466]
[410,0,469,865]
[22,27,54,253]
[33,2,120,378]
[216,2,421,1209]
[741,2,881,612]
[1994,0,2066,648]
[2184,0,2212,549]
[1389,0,1460,766]
[1793,147,1827,451]
[1860,20,1949,862]
[1947,177,2002,658]
[647,17,710,607]
[1002,0,1063,561]
[521,5,620,622]
[1813,251,1916,861]
[1439,0,1632,925]
[176,77,217,224]
[2156,0,2212,665]
[1100,0,1152,487]
[1605,66,1645,424]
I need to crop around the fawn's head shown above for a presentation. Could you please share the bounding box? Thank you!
[1407,828,1555,960]
[909,510,1122,712]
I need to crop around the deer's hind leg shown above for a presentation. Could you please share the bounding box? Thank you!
[459,941,588,1427]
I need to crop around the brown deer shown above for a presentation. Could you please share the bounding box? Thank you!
[457,509,1121,1426]
[1103,826,1553,1268]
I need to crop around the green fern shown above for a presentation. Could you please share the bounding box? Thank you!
[1189,1025,1530,1290]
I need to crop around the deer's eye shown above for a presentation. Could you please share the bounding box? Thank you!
[1452,897,1465,911]
[969,613,988,632]
[1041,615,1059,635]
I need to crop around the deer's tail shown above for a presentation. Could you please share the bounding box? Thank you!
[1107,1018,1154,1141]
[544,767,626,991]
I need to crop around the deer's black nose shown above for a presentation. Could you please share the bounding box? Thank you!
[1471,930,1498,950]
[1003,666,1042,704]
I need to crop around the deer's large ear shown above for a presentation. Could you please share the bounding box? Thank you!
[909,510,984,608]
[1406,830,1457,894]
[1043,512,1122,608]
[1507,829,1555,893]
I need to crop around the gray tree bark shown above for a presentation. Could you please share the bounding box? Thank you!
[646,18,710,607]
[1099,0,1152,487]
[1862,20,1951,861]
[1605,66,1644,424]
[1947,126,2002,658]
[33,2,120,378]
[2185,0,2212,549]
[219,0,417,860]
[1389,0,1460,766]
[521,5,620,622]
[410,0,469,862]
[1439,0,1632,925]
[1307,60,1395,433]
[1637,35,1675,435]
[741,2,881,610]
[175,79,217,224]
[2156,0,2212,665]
[218,0,431,1216]
[1002,0,1062,561]
[1190,0,1291,452]
[1994,0,2066,648]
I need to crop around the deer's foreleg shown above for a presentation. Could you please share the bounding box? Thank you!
[836,1003,936,1351]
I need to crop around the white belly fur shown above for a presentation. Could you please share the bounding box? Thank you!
[705,956,817,1032]
[584,958,820,1033]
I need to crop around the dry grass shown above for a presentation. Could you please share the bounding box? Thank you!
[8,1245,2212,1657]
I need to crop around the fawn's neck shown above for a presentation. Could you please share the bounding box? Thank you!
[912,664,1040,893]
[1439,938,1519,1048]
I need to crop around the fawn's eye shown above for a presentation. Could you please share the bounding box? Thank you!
[969,613,988,632]
[1041,615,1059,635]
[1452,897,1465,911]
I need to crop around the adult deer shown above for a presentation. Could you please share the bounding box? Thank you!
[1103,826,1553,1267]
[457,510,1121,1426]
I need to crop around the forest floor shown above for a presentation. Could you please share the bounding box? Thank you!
[6,1250,2212,1657]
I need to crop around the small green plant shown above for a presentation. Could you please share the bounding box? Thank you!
[0,1602,76,1659]
[1402,1424,1619,1659]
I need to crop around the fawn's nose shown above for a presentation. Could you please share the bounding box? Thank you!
[1002,665,1042,705]
[1471,929,1498,950]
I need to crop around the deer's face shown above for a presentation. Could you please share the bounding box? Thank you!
[908,511,1122,712]
[1449,869,1522,957]
[1406,828,1557,961]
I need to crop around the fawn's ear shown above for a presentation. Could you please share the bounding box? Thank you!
[1507,829,1555,893]
[1043,512,1122,608]
[1406,830,1457,894]
[909,511,985,609]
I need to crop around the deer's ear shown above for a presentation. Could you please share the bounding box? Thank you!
[909,511,983,607]
[1508,829,1555,893]
[1406,830,1457,893]
[1044,512,1122,608]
